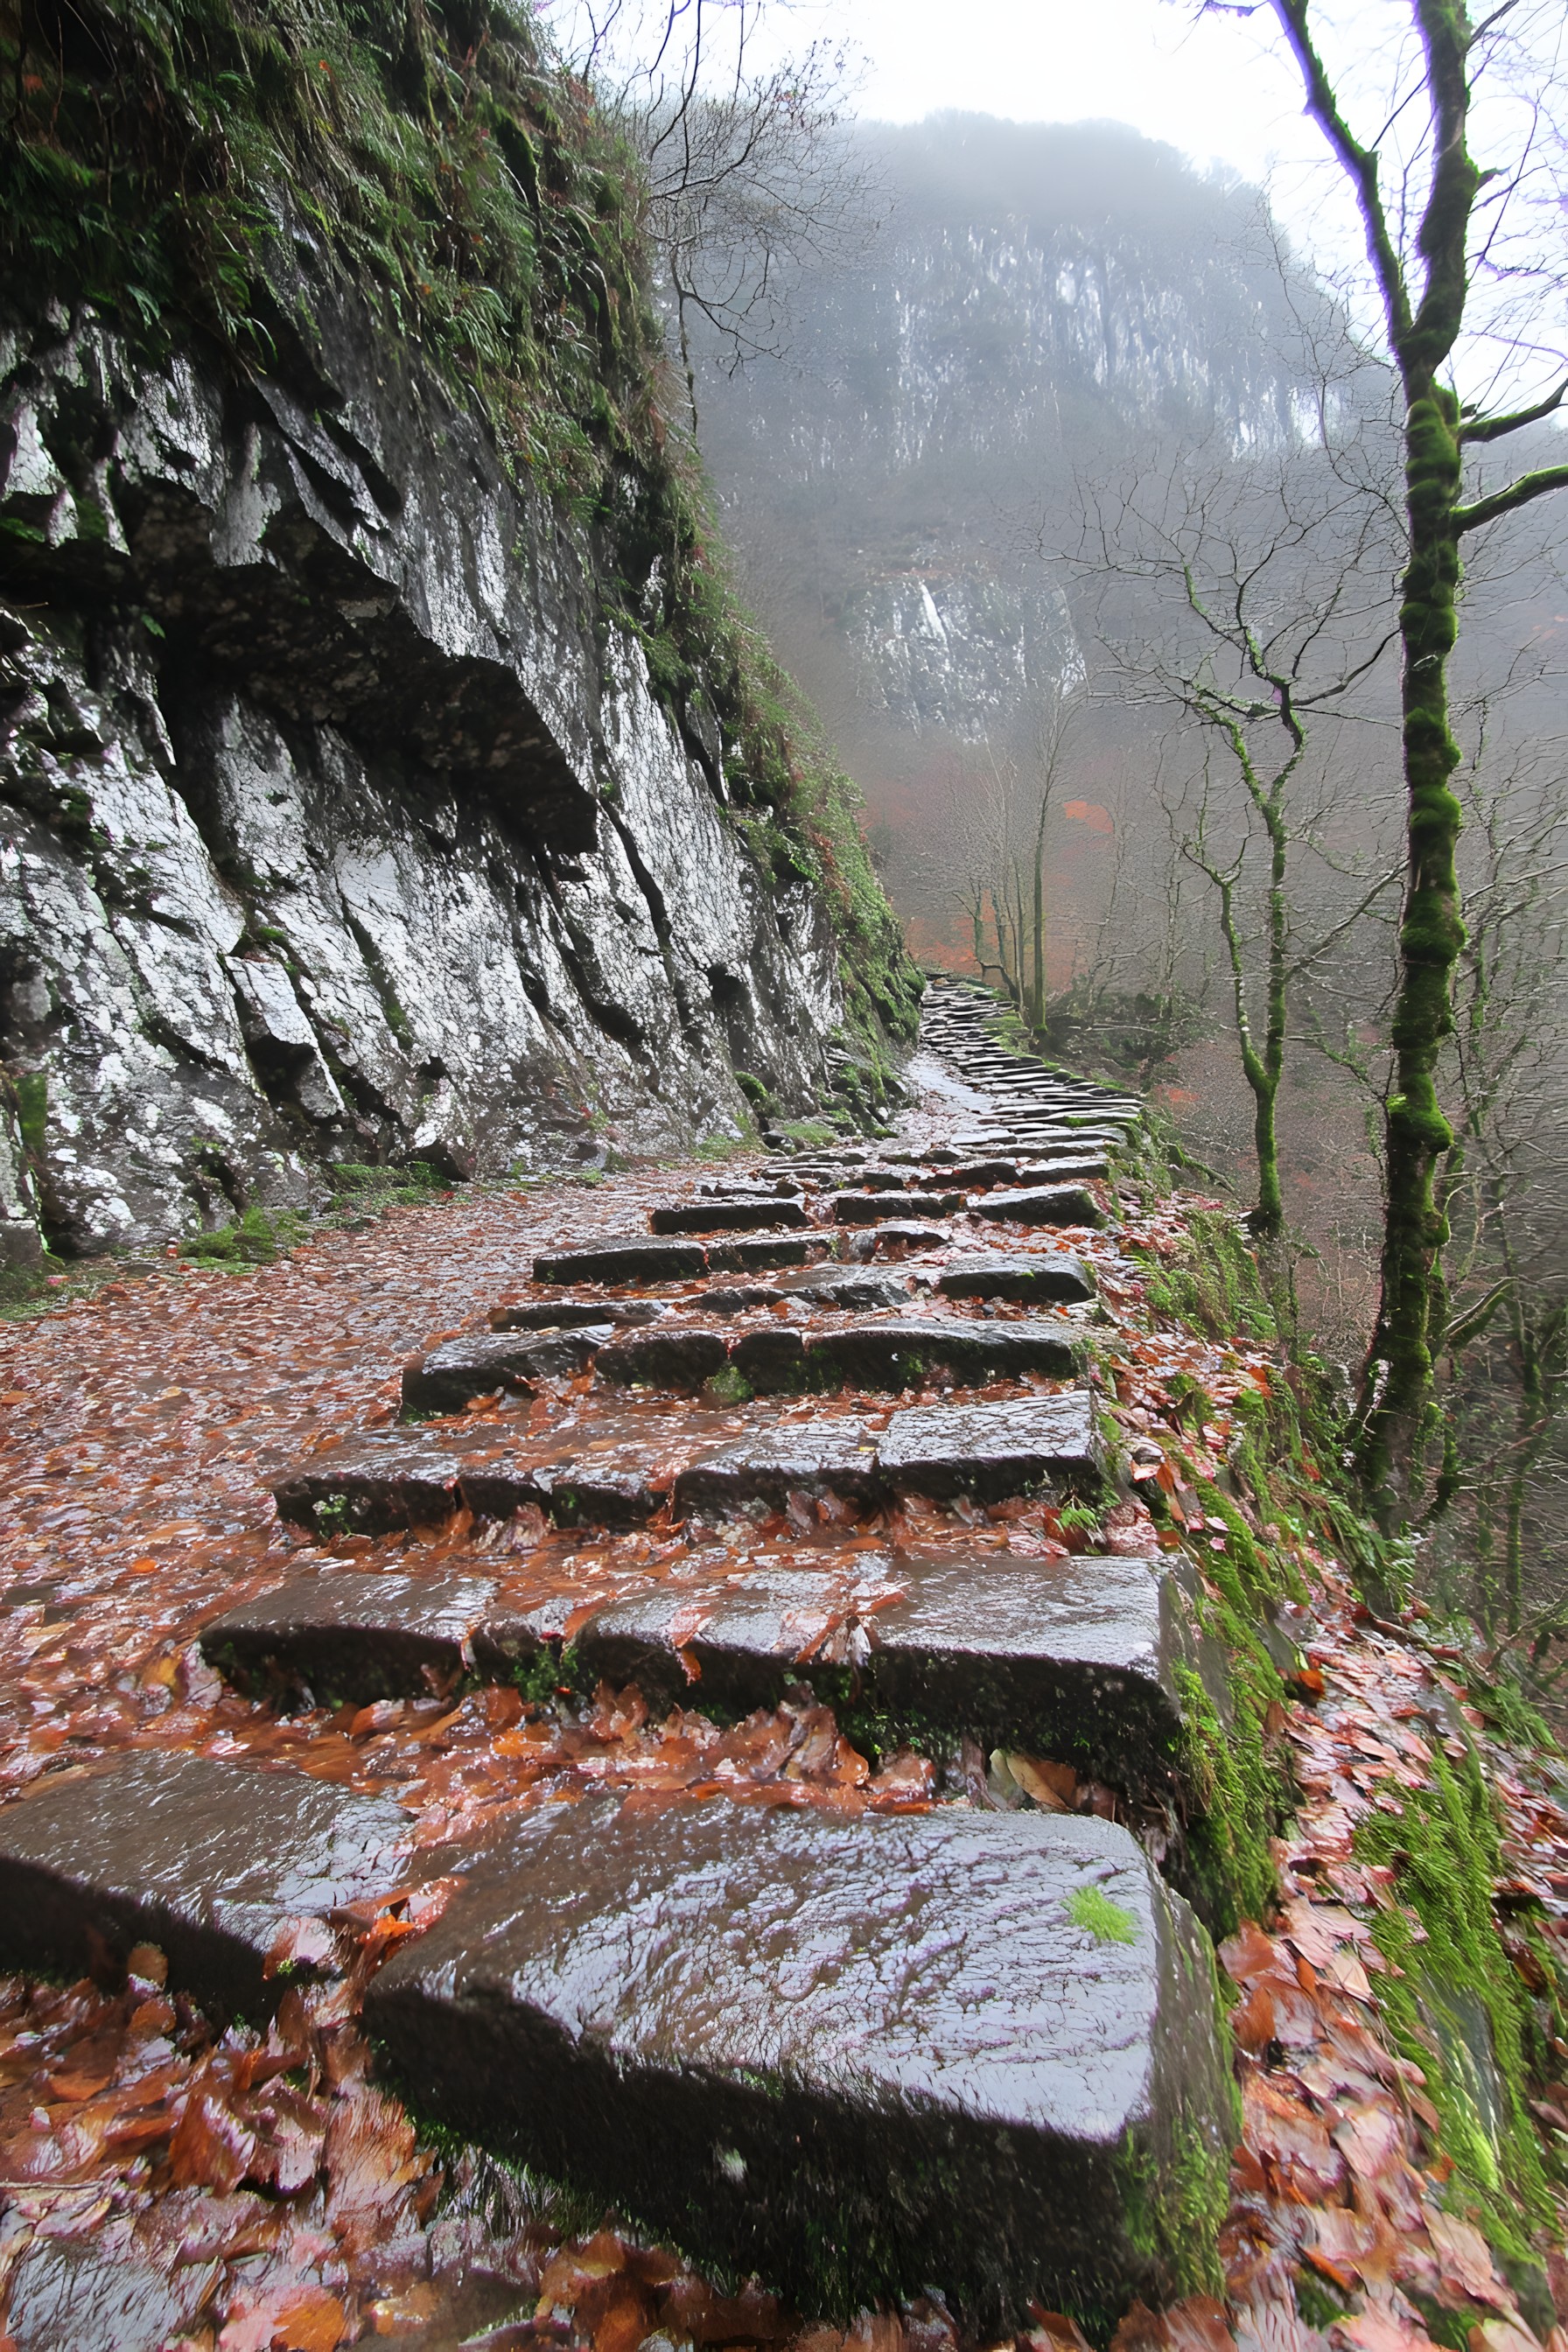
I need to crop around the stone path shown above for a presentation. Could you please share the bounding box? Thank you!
[0,979,1234,2326]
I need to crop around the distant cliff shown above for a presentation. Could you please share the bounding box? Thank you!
[700,115,1326,749]
[0,0,917,1263]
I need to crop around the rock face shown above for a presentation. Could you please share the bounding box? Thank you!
[0,287,846,1257]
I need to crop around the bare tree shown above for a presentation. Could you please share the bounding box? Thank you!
[542,0,874,425]
[1078,439,1404,1233]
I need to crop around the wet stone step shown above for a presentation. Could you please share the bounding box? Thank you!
[976,1186,1106,1229]
[403,1328,610,1412]
[534,1234,824,1284]
[365,1796,1232,2323]
[831,1189,963,1224]
[594,1317,1084,1395]
[489,1298,666,1334]
[936,1251,1096,1304]
[575,1550,1201,1795]
[877,1393,1103,1502]
[673,1423,889,1517]
[850,1219,953,1253]
[199,1550,1205,1805]
[276,1390,1103,1538]
[0,1750,410,2017]
[204,1568,500,1700]
[650,1200,810,1235]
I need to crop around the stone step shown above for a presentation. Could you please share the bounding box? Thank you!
[976,1185,1106,1228]
[200,1547,1204,1802]
[830,1188,964,1224]
[279,1390,1104,1539]
[364,1796,1232,2324]
[534,1233,826,1284]
[404,1327,611,1411]
[489,1298,667,1333]
[592,1316,1084,1396]
[0,1750,410,2017]
[651,1199,810,1235]
[935,1250,1096,1304]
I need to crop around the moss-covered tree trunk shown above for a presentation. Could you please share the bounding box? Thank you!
[1358,373,1468,1508]
[1272,0,1568,1522]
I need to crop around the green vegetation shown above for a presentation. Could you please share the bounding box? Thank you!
[1065,1886,1139,1945]
[179,1200,308,1262]
[0,0,919,1033]
[1354,1745,1557,2251]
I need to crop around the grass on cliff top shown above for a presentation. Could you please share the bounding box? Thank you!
[0,0,920,1038]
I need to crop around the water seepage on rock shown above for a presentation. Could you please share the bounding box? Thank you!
[650,1200,809,1235]
[274,1436,467,1532]
[203,1569,500,1703]
[676,1424,887,1518]
[0,1750,410,2015]
[878,1394,1103,1502]
[402,1327,608,1412]
[937,1251,1096,1305]
[533,1236,708,1284]
[5,2236,220,2352]
[594,1328,731,1391]
[575,1550,1200,1798]
[365,1796,1233,2322]
[975,1186,1105,1229]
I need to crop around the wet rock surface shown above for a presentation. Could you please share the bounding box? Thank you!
[976,1185,1107,1228]
[0,1751,410,2015]
[367,1796,1232,2322]
[878,1395,1102,1501]
[936,1250,1096,1303]
[402,1327,607,1411]
[0,299,850,1256]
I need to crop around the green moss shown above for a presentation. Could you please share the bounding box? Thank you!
[1136,1208,1278,1343]
[180,1200,305,1262]
[1066,1886,1139,1945]
[14,1071,47,1158]
[1115,2117,1228,2303]
[1354,1744,1554,2249]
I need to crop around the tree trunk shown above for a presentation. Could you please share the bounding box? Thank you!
[1354,376,1468,1513]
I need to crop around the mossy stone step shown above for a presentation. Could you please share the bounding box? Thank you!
[0,1751,410,2018]
[364,1796,1233,2325]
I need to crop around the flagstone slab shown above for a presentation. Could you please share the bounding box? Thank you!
[365,1796,1232,2323]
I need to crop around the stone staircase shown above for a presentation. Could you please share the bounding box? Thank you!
[0,979,1235,2328]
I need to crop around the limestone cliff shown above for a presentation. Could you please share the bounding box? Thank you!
[0,0,915,1264]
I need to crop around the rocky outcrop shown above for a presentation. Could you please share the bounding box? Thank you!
[0,282,846,1259]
